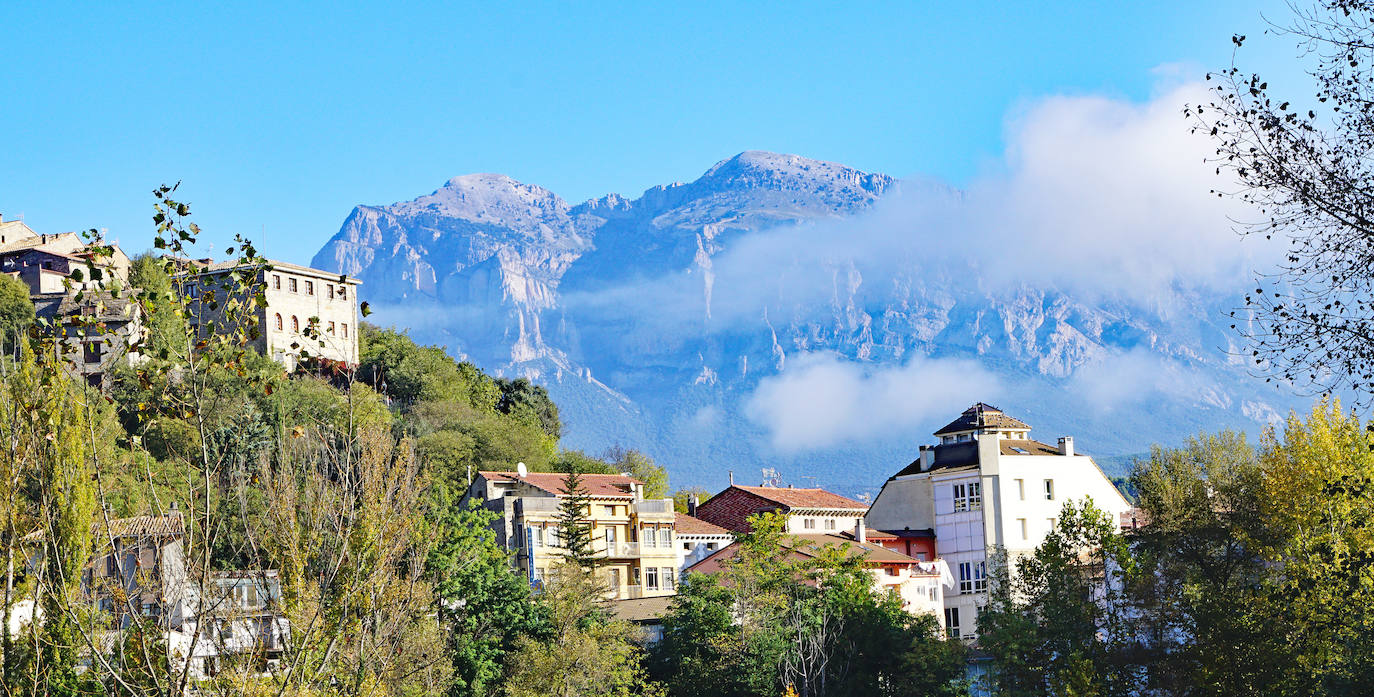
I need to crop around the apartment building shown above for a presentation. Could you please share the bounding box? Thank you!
[866,403,1132,640]
[184,570,290,678]
[465,470,680,600]
[182,259,360,369]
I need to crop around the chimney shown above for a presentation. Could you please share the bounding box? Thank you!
[856,519,867,544]
[688,495,699,517]
[1058,437,1074,457]
[729,471,734,486]
[919,445,935,471]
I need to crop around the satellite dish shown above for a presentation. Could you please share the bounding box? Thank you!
[517,462,528,478]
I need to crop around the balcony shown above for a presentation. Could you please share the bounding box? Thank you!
[634,499,675,520]
[514,498,561,516]
[601,541,640,558]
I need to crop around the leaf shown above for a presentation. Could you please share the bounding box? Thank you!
[361,301,372,317]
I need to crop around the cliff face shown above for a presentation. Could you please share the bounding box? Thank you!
[312,151,1298,498]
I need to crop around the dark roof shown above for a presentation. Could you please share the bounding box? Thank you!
[892,441,981,477]
[933,402,1030,436]
[730,485,867,510]
[687,533,923,575]
[675,514,732,536]
[23,513,185,544]
[479,471,642,498]
[878,528,936,539]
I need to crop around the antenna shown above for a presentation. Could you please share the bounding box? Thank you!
[516,462,528,478]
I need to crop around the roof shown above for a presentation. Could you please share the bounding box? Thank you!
[675,514,732,536]
[32,292,137,323]
[687,531,923,575]
[609,596,674,624]
[0,231,82,255]
[878,528,936,539]
[729,485,867,510]
[23,513,185,544]
[892,441,981,477]
[189,258,361,285]
[999,439,1063,456]
[479,471,642,498]
[933,402,1030,436]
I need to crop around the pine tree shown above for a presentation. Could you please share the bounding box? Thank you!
[556,472,598,570]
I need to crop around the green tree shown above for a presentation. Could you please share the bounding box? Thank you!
[556,472,598,570]
[496,376,561,439]
[127,252,188,362]
[977,499,1139,697]
[604,446,669,500]
[0,274,34,358]
[503,562,660,697]
[428,492,547,697]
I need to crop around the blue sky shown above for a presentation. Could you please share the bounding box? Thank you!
[1,2,1296,263]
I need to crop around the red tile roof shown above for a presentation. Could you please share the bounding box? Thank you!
[732,485,867,510]
[675,514,732,536]
[479,471,642,498]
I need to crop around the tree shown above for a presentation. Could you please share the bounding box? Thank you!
[977,499,1140,697]
[496,377,561,439]
[1127,432,1275,696]
[604,446,669,499]
[1188,1,1374,400]
[428,492,547,697]
[556,472,599,569]
[0,274,34,358]
[503,562,660,697]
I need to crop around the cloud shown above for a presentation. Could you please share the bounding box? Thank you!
[744,352,1001,452]
[1066,347,1230,413]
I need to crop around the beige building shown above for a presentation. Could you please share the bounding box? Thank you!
[183,259,361,369]
[465,470,680,600]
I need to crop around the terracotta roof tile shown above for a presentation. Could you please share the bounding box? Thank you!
[731,485,867,510]
[675,514,732,536]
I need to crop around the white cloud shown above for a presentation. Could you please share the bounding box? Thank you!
[744,352,1001,452]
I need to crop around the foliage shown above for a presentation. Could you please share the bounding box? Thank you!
[671,487,711,515]
[0,274,34,356]
[977,499,1139,697]
[556,472,599,570]
[496,376,561,439]
[653,513,965,697]
[503,562,660,697]
[427,493,547,697]
[1187,1,1374,401]
[358,325,500,408]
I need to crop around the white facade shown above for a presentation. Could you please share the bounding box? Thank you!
[867,404,1132,640]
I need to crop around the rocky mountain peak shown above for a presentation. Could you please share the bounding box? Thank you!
[391,173,572,229]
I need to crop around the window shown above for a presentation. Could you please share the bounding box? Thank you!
[607,569,620,592]
[644,527,657,548]
[338,286,347,300]
[273,275,281,290]
[1018,518,1028,540]
[803,518,816,530]
[885,566,899,576]
[605,527,617,546]
[1048,517,1056,531]
[824,518,836,530]
[305,280,314,295]
[662,567,675,591]
[328,285,335,300]
[83,342,101,364]
[659,527,670,547]
[646,567,659,590]
[342,323,349,338]
[958,561,987,594]
[1015,478,1025,500]
[954,482,981,512]
[928,584,938,601]
[945,608,960,639]
[328,321,336,334]
[289,278,297,292]
[1044,479,1055,500]
[957,433,971,442]
[603,505,616,516]
[291,316,299,332]
[275,313,283,330]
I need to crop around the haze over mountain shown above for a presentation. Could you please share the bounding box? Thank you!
[312,88,1305,498]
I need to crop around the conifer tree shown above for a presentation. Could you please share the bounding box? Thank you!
[556,472,598,570]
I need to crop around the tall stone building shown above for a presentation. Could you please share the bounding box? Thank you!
[183,259,361,369]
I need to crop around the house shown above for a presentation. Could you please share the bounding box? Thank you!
[685,524,949,623]
[463,470,681,600]
[31,291,144,387]
[693,484,869,534]
[609,596,675,644]
[865,403,1133,640]
[180,259,360,370]
[181,570,290,679]
[674,499,734,571]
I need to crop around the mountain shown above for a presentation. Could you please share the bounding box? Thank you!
[312,151,1302,499]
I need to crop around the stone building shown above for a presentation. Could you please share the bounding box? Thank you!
[182,259,361,369]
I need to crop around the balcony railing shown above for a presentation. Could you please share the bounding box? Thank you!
[634,499,673,515]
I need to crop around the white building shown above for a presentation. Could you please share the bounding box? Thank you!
[866,403,1132,640]
[673,512,734,572]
